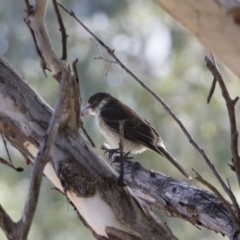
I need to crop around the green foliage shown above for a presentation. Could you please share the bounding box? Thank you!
[0,0,239,239]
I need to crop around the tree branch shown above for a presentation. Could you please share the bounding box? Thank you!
[52,0,68,60]
[193,169,239,226]
[0,204,15,240]
[205,56,240,219]
[103,145,240,239]
[25,0,62,75]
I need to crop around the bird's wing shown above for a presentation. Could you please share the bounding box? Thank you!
[100,103,163,151]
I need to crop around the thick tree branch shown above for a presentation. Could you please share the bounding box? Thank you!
[104,147,240,240]
[193,169,239,226]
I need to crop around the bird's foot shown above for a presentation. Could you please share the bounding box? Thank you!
[109,151,135,166]
[104,148,120,159]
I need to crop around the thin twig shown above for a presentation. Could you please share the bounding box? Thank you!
[72,59,79,84]
[52,0,68,60]
[24,18,49,77]
[0,132,24,172]
[58,2,238,216]
[227,178,232,192]
[207,77,217,104]
[1,132,13,164]
[90,38,117,76]
[233,97,239,106]
[0,157,23,172]
[118,121,125,186]
[81,126,95,147]
[24,0,49,76]
[193,169,239,225]
[24,0,33,15]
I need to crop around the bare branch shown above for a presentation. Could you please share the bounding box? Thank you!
[207,77,217,104]
[90,38,116,76]
[205,56,240,218]
[193,169,239,226]
[24,0,33,15]
[233,97,239,106]
[102,146,238,239]
[52,0,68,60]
[26,0,62,76]
[0,204,15,240]
[81,126,95,147]
[0,132,24,171]
[0,157,23,172]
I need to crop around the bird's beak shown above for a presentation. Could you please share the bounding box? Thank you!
[81,105,91,116]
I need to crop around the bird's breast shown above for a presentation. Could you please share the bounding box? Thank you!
[96,115,147,154]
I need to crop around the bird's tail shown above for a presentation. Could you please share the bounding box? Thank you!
[157,146,191,179]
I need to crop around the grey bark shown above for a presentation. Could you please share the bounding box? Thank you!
[113,158,240,239]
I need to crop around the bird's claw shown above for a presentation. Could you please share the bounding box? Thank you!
[104,148,120,159]
[110,152,135,166]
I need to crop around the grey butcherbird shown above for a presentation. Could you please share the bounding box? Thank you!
[81,92,191,179]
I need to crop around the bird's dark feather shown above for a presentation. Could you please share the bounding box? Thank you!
[100,99,164,154]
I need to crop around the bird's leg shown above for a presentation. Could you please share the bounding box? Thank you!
[117,147,126,186]
[117,121,127,186]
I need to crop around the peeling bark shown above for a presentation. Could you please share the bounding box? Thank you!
[114,159,236,236]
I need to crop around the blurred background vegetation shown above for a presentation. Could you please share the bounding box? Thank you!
[1,0,240,239]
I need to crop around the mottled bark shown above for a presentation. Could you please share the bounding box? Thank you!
[113,158,239,239]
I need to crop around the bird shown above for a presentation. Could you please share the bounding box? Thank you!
[81,92,191,179]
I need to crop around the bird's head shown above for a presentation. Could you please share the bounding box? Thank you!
[81,92,112,116]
